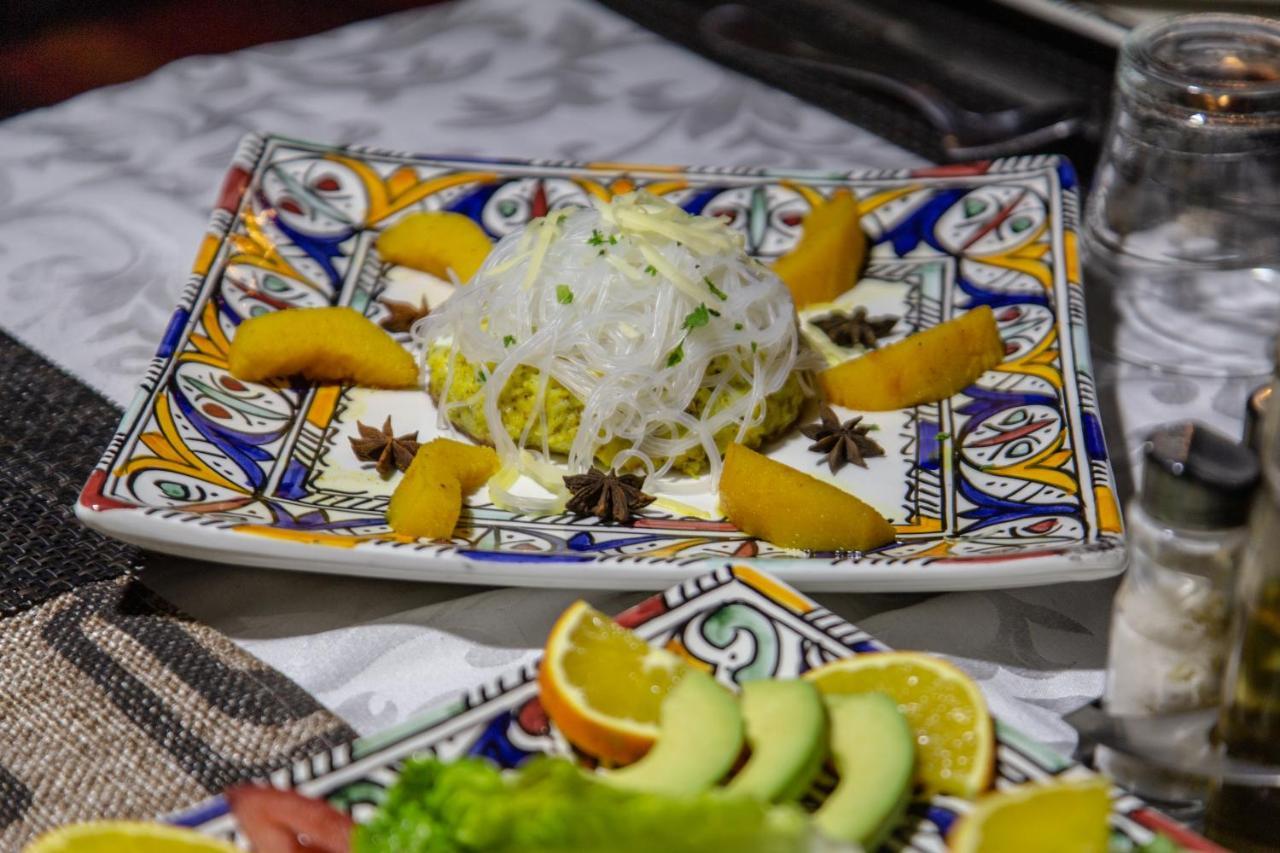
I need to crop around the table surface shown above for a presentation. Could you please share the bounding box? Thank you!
[0,0,1263,760]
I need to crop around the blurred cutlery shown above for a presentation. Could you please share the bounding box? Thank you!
[698,3,1094,161]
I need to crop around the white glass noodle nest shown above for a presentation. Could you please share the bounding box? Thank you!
[413,191,803,512]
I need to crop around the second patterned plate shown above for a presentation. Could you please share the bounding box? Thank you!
[171,566,1210,850]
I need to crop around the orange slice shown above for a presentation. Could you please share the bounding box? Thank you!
[805,652,995,798]
[949,777,1111,853]
[538,601,689,764]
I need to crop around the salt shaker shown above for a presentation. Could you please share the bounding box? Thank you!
[1100,423,1259,804]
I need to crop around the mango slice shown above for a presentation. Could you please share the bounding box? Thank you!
[375,211,492,282]
[719,443,894,552]
[772,191,867,309]
[387,438,499,539]
[819,305,1003,411]
[228,306,418,388]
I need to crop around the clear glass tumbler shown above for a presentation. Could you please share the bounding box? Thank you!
[1084,14,1280,377]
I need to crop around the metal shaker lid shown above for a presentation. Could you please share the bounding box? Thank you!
[1142,422,1259,530]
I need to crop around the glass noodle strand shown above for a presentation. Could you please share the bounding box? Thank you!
[413,191,801,510]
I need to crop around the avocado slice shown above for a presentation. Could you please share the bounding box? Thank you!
[725,679,828,802]
[814,692,915,849]
[605,670,744,797]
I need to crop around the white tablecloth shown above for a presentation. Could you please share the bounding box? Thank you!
[0,0,1261,758]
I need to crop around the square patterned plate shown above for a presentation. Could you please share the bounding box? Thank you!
[170,565,1212,851]
[77,133,1125,591]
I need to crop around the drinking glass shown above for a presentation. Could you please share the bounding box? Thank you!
[1084,14,1280,377]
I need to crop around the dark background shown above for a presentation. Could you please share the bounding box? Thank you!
[1,0,1118,172]
[0,0,445,120]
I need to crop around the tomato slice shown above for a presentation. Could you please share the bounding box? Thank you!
[225,785,354,853]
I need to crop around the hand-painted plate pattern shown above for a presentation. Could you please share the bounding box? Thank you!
[170,566,1214,851]
[76,133,1125,591]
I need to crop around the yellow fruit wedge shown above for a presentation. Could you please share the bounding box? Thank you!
[387,438,499,539]
[376,211,492,282]
[819,305,1004,410]
[538,601,689,764]
[772,190,867,309]
[805,651,995,798]
[25,821,238,853]
[228,306,418,388]
[949,778,1112,853]
[718,443,894,552]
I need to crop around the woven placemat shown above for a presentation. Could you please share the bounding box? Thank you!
[0,330,356,846]
[0,576,356,847]
[0,330,144,615]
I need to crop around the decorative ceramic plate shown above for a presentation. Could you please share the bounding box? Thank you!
[76,133,1125,592]
[170,565,1213,851]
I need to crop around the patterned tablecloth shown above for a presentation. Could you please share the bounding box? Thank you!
[0,0,1262,759]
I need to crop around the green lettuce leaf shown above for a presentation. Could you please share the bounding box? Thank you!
[354,756,815,853]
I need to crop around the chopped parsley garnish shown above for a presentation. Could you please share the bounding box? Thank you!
[556,284,574,305]
[477,370,487,384]
[935,431,950,441]
[503,335,517,348]
[609,235,617,245]
[666,304,720,369]
[666,342,685,367]
[682,303,712,331]
[587,229,605,246]
[751,342,758,353]
[734,322,744,331]
[703,276,728,301]
[644,264,658,277]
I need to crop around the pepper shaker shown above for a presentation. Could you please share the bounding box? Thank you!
[1100,422,1259,806]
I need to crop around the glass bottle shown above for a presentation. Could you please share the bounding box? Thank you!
[1205,379,1280,849]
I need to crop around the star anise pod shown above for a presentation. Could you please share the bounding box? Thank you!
[811,306,898,349]
[563,468,655,524]
[379,297,430,334]
[349,416,420,476]
[800,406,885,474]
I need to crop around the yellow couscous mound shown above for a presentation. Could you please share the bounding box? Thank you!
[427,346,806,476]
